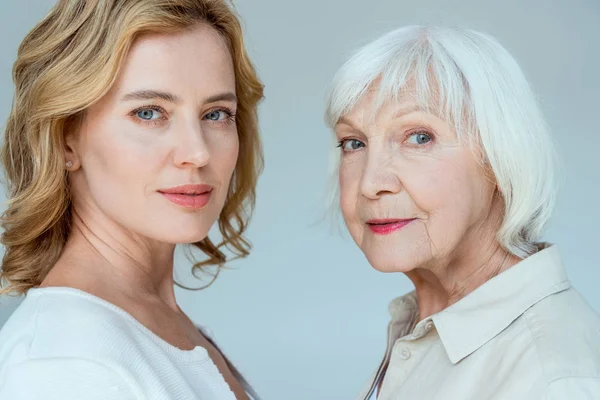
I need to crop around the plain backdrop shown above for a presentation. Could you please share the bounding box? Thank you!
[0,1,599,399]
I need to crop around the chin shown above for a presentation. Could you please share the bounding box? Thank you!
[150,225,212,245]
[148,208,221,244]
[364,251,418,273]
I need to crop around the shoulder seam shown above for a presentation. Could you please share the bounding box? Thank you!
[28,292,46,358]
[523,309,551,384]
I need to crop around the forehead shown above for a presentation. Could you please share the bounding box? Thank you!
[112,24,235,97]
[335,83,443,131]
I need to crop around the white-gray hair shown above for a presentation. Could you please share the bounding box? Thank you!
[325,26,558,258]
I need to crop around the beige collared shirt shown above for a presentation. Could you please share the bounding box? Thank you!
[359,245,600,400]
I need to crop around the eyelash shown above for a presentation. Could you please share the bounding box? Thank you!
[129,105,167,127]
[129,105,237,127]
[336,129,435,152]
[336,138,364,152]
[207,107,237,125]
[405,129,434,146]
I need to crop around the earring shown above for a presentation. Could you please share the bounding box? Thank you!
[65,160,73,168]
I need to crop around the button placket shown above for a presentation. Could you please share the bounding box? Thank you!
[392,338,413,361]
[399,347,411,360]
[379,341,415,392]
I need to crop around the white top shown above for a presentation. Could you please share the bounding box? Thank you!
[0,287,260,400]
[357,245,600,400]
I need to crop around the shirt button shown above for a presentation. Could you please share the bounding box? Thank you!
[426,322,433,330]
[399,348,411,360]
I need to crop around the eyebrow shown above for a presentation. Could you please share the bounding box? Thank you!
[120,90,237,105]
[393,104,426,118]
[121,90,179,103]
[336,116,351,126]
[336,104,427,128]
[335,116,358,130]
[204,92,237,104]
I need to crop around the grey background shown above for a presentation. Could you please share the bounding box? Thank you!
[1,1,599,399]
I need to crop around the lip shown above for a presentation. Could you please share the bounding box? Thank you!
[158,184,213,210]
[366,218,416,235]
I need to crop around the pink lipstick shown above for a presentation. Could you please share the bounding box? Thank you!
[158,184,213,209]
[366,219,416,235]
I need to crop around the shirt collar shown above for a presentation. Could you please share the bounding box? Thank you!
[388,244,571,364]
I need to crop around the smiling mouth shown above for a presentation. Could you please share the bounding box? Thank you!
[366,219,416,235]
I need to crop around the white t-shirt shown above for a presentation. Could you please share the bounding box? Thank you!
[0,287,259,400]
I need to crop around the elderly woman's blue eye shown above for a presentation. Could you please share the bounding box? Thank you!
[408,132,432,145]
[340,139,365,151]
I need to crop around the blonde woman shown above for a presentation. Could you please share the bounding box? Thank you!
[0,1,263,399]
[326,26,600,399]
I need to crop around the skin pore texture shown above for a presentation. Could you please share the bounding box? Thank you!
[335,88,521,321]
[41,23,249,399]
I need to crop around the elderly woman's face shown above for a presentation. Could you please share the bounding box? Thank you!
[66,24,238,243]
[335,89,497,272]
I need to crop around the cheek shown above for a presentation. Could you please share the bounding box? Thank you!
[83,124,163,190]
[407,163,458,212]
[207,129,239,183]
[404,153,492,249]
[338,160,362,222]
[75,117,170,229]
[338,159,367,248]
[401,147,475,212]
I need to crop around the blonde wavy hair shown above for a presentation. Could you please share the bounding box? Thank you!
[0,0,264,296]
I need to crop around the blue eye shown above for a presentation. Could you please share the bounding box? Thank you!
[204,110,231,121]
[407,132,432,145]
[339,139,365,152]
[136,109,162,120]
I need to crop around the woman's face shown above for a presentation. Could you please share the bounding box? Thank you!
[66,24,238,244]
[335,89,499,273]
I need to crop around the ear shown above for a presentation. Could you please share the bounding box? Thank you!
[64,115,83,171]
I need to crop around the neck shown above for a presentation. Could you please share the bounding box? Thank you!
[407,245,519,321]
[44,205,179,311]
[406,197,522,321]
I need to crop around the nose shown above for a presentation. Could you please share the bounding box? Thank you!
[360,151,402,200]
[172,119,210,168]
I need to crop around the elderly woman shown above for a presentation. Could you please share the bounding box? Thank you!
[0,0,262,399]
[326,26,600,399]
